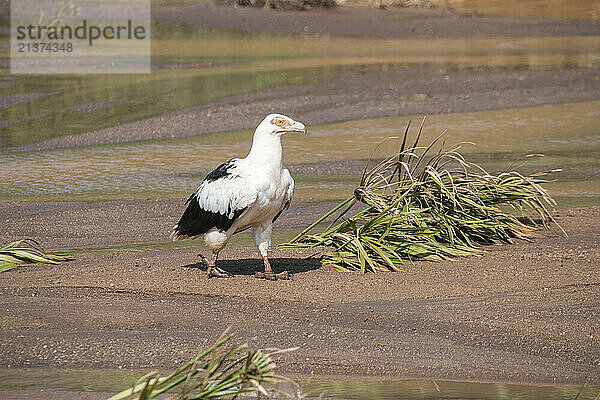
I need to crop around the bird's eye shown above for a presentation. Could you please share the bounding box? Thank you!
[276,120,283,126]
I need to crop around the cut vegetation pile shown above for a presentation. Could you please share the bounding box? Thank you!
[283,120,561,272]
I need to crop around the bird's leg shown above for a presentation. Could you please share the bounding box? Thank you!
[253,224,289,280]
[257,255,290,280]
[255,255,282,280]
[206,251,232,278]
[262,255,276,281]
[253,232,290,280]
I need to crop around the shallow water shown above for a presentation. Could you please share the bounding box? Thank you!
[304,378,600,400]
[0,368,598,399]
[1,102,598,207]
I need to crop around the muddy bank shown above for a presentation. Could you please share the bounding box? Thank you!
[154,4,600,39]
[0,200,598,384]
[16,67,600,151]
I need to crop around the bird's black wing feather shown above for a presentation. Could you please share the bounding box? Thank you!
[171,159,255,240]
[204,159,236,182]
[175,192,246,237]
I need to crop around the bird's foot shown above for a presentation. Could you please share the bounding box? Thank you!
[254,271,276,281]
[254,270,291,281]
[207,266,233,279]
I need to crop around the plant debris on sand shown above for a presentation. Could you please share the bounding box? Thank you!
[283,119,562,272]
[0,239,72,273]
[108,329,298,400]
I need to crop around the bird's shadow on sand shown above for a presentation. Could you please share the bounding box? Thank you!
[181,256,322,276]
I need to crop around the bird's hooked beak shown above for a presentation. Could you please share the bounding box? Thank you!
[279,120,307,135]
[290,120,307,134]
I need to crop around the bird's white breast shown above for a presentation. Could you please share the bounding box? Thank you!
[232,160,292,228]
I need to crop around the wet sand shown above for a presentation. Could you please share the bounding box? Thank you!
[0,199,599,385]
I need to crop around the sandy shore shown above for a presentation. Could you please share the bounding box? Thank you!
[1,199,599,384]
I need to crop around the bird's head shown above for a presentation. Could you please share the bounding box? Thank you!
[257,114,306,137]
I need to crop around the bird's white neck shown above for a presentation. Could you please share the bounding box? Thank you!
[246,130,283,169]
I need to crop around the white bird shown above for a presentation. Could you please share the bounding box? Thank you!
[171,114,306,280]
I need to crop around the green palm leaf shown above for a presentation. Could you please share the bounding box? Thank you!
[282,118,562,272]
[108,329,298,400]
[0,239,72,272]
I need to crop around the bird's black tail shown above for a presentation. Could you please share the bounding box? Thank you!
[170,224,189,241]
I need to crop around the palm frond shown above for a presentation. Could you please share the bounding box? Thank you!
[108,329,299,400]
[0,239,72,273]
[283,120,563,272]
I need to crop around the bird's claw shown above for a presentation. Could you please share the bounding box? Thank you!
[254,271,291,281]
[207,267,233,279]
